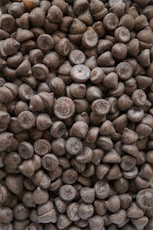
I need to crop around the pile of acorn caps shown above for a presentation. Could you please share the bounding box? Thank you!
[0,0,153,229]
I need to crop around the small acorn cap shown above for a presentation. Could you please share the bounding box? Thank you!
[103,13,119,31]
[47,5,63,23]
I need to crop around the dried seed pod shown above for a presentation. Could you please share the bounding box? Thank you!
[17,111,35,129]
[33,187,49,205]
[95,181,110,199]
[78,203,94,220]
[0,207,13,224]
[5,174,23,195]
[69,49,86,65]
[70,64,90,83]
[34,139,51,156]
[59,185,76,202]
[54,97,75,120]
[37,34,54,53]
